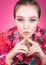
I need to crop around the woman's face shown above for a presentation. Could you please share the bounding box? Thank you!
[15,5,40,38]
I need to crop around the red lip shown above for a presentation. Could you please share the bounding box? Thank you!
[23,32,29,35]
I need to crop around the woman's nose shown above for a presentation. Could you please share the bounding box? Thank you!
[23,21,29,29]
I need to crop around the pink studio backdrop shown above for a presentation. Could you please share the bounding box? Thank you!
[0,0,46,33]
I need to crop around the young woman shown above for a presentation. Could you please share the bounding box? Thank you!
[0,0,46,65]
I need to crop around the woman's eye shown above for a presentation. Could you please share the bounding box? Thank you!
[17,19,24,22]
[30,19,36,22]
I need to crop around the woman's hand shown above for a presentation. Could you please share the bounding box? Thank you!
[6,38,28,65]
[27,38,44,57]
[13,38,28,55]
[27,38,46,65]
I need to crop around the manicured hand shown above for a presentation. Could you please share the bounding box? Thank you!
[27,38,44,57]
[14,38,28,55]
[6,38,28,65]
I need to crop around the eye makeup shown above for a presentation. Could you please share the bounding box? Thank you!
[16,16,24,22]
[29,16,38,22]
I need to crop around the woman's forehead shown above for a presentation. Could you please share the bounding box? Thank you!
[16,5,38,18]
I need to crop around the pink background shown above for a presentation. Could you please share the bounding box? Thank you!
[0,0,46,33]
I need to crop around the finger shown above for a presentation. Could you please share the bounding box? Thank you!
[18,38,26,45]
[27,38,37,45]
[18,45,28,52]
[29,46,41,56]
[29,46,38,55]
[16,49,28,54]
[15,45,28,52]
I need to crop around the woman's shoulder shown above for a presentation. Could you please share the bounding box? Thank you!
[39,27,46,36]
[35,26,46,37]
[0,26,17,37]
[34,27,46,54]
[0,26,16,35]
[34,26,46,44]
[0,26,19,49]
[0,26,19,42]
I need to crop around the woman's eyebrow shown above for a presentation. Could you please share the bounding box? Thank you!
[16,16,38,19]
[16,16,24,18]
[29,16,38,19]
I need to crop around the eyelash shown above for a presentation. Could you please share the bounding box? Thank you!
[29,19,36,22]
[17,18,37,22]
[17,19,24,22]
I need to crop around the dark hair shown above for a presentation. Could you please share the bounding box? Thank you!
[14,0,41,19]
